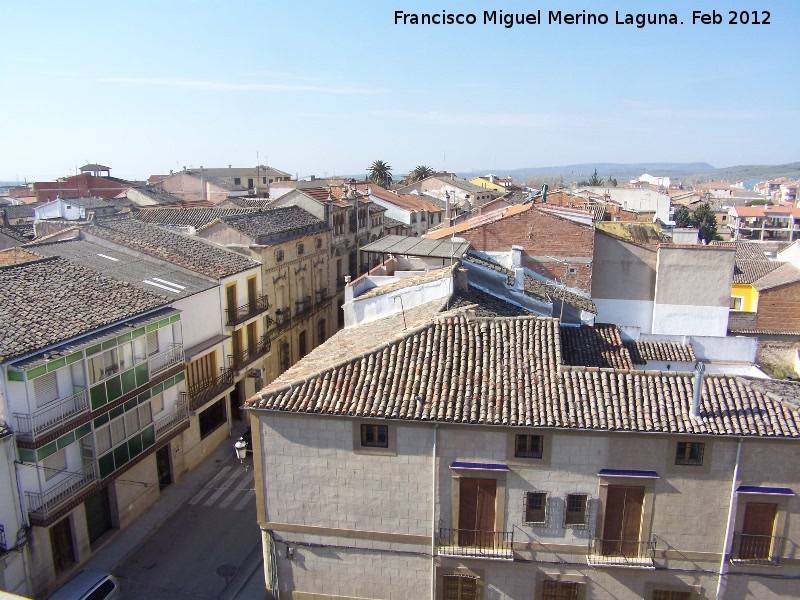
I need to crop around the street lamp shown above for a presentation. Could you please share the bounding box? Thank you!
[234,438,248,469]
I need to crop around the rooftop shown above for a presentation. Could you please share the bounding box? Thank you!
[247,312,800,438]
[212,206,326,241]
[132,207,258,229]
[0,256,169,363]
[713,241,784,284]
[84,216,259,279]
[361,235,471,259]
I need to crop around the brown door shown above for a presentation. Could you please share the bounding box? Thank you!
[740,502,776,559]
[248,277,257,311]
[247,322,257,354]
[458,478,496,547]
[226,284,237,323]
[602,485,644,557]
[232,330,243,366]
[50,517,75,575]
[443,575,478,600]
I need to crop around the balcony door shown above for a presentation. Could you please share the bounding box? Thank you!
[602,485,644,557]
[458,478,496,547]
[248,277,257,312]
[740,502,777,560]
[226,284,237,322]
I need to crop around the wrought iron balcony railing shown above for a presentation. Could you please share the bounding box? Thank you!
[275,307,291,327]
[155,395,189,440]
[25,462,98,521]
[587,537,656,567]
[149,343,184,377]
[228,335,272,371]
[226,294,270,326]
[336,276,347,290]
[315,288,328,303]
[437,528,514,560]
[731,533,785,565]
[295,296,312,317]
[187,368,234,411]
[13,388,90,443]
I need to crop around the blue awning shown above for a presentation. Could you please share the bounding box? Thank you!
[598,469,659,479]
[450,461,510,471]
[737,485,795,496]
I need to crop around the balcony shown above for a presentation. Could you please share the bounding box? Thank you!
[14,388,90,443]
[336,276,347,291]
[295,296,312,317]
[149,343,184,377]
[315,288,328,304]
[188,368,234,411]
[226,294,270,327]
[155,394,189,440]
[587,537,656,568]
[437,528,514,560]
[730,533,786,565]
[26,462,99,522]
[229,335,271,372]
[275,307,291,327]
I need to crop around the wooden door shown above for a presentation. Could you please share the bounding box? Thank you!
[226,284,237,322]
[49,517,75,575]
[740,502,776,560]
[247,277,257,311]
[602,485,644,557]
[458,478,496,547]
[232,329,243,365]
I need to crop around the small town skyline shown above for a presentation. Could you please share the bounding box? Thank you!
[2,0,798,181]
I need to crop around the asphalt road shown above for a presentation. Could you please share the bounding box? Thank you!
[113,454,263,600]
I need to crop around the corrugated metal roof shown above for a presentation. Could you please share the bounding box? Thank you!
[361,235,470,259]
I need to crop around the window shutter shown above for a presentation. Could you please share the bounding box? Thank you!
[147,331,159,356]
[34,372,59,407]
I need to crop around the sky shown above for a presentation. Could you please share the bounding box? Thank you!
[1,0,798,182]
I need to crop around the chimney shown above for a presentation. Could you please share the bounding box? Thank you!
[511,245,523,269]
[691,362,705,419]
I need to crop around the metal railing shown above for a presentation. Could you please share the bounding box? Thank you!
[336,276,347,290]
[437,528,514,560]
[187,368,234,411]
[155,395,189,439]
[295,296,312,317]
[315,288,328,303]
[149,343,184,377]
[275,307,291,327]
[13,388,90,442]
[226,294,270,326]
[25,462,98,521]
[731,533,785,565]
[587,537,656,567]
[228,335,272,371]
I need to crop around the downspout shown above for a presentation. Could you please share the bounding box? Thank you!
[716,437,743,600]
[430,422,438,600]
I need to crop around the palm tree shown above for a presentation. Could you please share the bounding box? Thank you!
[408,165,434,183]
[367,160,393,187]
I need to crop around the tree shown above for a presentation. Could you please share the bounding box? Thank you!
[579,168,603,187]
[408,165,434,183]
[367,160,393,187]
[674,205,692,228]
[606,176,618,187]
[691,203,719,243]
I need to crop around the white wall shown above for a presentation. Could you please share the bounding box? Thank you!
[348,277,452,327]
[651,304,729,337]
[0,437,31,596]
[593,298,655,333]
[175,290,223,350]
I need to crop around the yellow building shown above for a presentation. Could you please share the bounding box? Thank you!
[469,175,507,192]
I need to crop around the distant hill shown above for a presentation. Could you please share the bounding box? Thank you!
[457,162,800,186]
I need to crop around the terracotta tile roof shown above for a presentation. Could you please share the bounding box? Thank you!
[354,183,444,213]
[561,325,633,369]
[132,207,258,229]
[730,205,800,218]
[623,340,696,364]
[0,256,169,363]
[84,216,259,279]
[712,242,784,284]
[213,206,325,240]
[247,313,800,437]
[752,263,800,291]
[130,186,183,205]
[226,198,273,209]
[448,286,535,318]
[0,224,34,243]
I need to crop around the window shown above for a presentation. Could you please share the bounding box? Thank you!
[43,448,67,481]
[297,242,305,255]
[524,491,547,524]
[515,434,543,459]
[360,424,388,448]
[262,177,267,185]
[96,426,112,456]
[541,580,579,600]
[86,579,117,600]
[275,249,284,262]
[317,318,326,345]
[34,371,59,406]
[199,398,227,439]
[147,331,159,356]
[730,296,744,311]
[316,237,322,249]
[675,442,704,466]
[234,177,241,185]
[279,341,290,373]
[652,592,690,600]
[88,348,121,385]
[110,416,126,446]
[443,575,478,600]
[565,494,588,527]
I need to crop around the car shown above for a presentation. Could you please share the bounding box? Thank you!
[45,570,120,600]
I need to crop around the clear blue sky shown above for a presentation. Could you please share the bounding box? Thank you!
[2,0,797,182]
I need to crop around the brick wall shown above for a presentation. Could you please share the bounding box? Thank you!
[457,206,595,292]
[756,282,800,332]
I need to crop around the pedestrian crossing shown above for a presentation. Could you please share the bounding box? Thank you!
[188,466,255,511]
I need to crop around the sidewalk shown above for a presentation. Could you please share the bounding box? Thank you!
[85,421,252,575]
